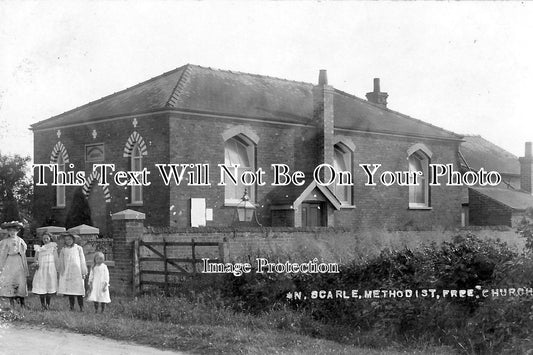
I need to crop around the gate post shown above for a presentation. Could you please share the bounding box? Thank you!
[111,209,145,295]
[133,239,141,295]
[219,237,230,263]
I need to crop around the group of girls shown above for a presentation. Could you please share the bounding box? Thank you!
[0,221,111,312]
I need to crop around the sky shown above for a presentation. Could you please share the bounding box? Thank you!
[1,1,532,161]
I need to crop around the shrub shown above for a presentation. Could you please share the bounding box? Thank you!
[517,214,533,252]
[145,233,531,353]
[212,233,533,353]
[220,270,296,314]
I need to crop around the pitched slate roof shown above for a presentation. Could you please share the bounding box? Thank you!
[169,65,314,124]
[31,64,462,141]
[31,65,189,130]
[459,135,520,175]
[333,89,460,140]
[471,187,533,211]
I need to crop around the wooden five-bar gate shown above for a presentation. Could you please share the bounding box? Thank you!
[133,238,226,293]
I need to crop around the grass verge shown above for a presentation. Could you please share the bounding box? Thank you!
[2,294,455,355]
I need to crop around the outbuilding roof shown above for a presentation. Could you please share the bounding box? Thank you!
[471,186,533,211]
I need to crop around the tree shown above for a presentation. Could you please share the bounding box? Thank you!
[65,187,92,229]
[0,152,32,223]
[2,193,20,222]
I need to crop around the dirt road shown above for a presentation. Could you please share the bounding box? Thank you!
[0,323,185,355]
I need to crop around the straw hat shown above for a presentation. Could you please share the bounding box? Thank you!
[0,221,23,230]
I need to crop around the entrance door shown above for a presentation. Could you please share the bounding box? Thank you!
[88,184,107,235]
[301,202,325,227]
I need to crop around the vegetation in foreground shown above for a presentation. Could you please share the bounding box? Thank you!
[7,220,533,354]
[215,228,533,355]
[3,295,452,355]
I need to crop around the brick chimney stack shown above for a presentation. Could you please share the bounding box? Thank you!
[520,142,533,193]
[310,69,335,227]
[312,69,334,176]
[365,78,388,107]
[318,69,328,86]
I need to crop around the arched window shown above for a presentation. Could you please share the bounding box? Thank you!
[123,132,147,205]
[333,143,352,205]
[56,154,66,207]
[50,141,69,208]
[224,135,255,204]
[408,150,430,208]
[131,143,143,204]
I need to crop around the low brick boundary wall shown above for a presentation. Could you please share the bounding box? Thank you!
[109,209,525,294]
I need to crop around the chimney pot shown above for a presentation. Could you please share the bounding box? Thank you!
[366,77,388,107]
[526,142,532,158]
[318,70,328,86]
[373,78,380,93]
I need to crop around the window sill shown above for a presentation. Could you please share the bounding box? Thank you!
[408,206,433,210]
[52,206,65,210]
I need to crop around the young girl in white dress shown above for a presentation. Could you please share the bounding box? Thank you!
[87,252,111,313]
[57,233,87,311]
[32,232,59,310]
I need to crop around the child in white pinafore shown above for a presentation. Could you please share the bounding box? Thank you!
[32,232,59,310]
[58,233,87,311]
[87,252,111,313]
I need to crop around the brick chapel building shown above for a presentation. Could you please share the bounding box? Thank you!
[31,64,465,234]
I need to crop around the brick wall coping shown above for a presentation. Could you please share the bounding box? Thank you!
[143,225,517,235]
[36,226,66,234]
[67,224,100,235]
[144,226,353,235]
[111,209,146,221]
